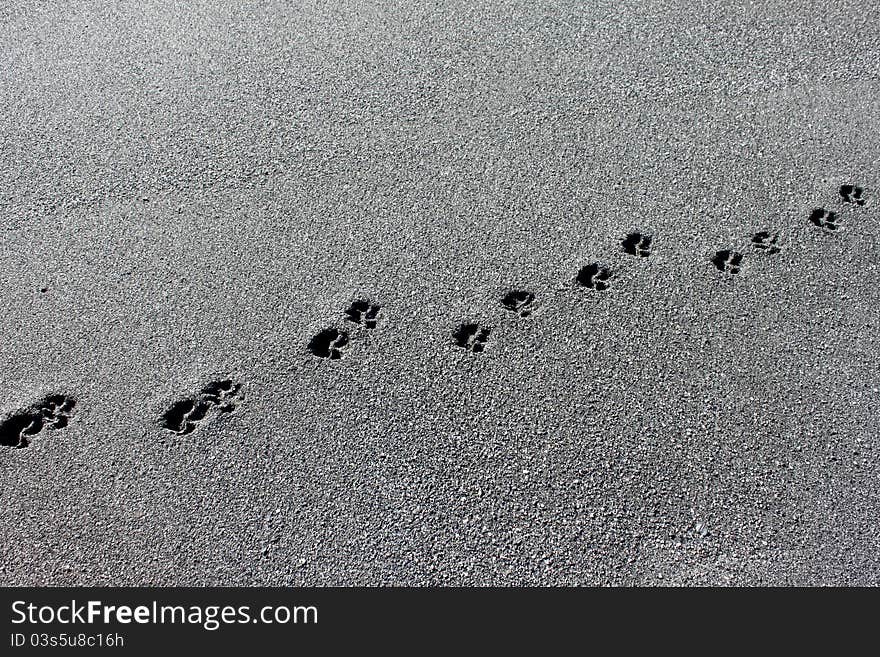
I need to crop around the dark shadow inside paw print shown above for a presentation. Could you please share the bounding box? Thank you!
[809,208,839,232]
[0,414,39,448]
[576,263,611,290]
[622,232,652,257]
[501,290,536,317]
[712,250,742,274]
[161,399,199,435]
[752,231,781,254]
[453,323,490,353]
[345,300,381,329]
[839,184,865,206]
[0,394,76,449]
[308,328,349,359]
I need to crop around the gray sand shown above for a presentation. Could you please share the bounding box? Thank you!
[1,0,879,585]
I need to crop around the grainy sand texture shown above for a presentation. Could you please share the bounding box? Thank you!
[1,1,879,585]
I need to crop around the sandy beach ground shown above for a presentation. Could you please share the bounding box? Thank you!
[1,0,879,585]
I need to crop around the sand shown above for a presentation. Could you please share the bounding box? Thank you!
[1,0,879,585]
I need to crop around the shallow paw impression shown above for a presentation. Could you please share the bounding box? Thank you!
[345,300,381,329]
[0,394,76,449]
[576,263,612,290]
[453,323,491,353]
[308,328,350,359]
[809,208,839,232]
[160,379,243,436]
[839,184,865,206]
[751,231,781,254]
[501,290,536,317]
[622,232,652,257]
[712,249,742,274]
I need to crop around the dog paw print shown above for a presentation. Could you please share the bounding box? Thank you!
[0,394,76,449]
[621,232,652,257]
[839,184,865,206]
[576,263,612,290]
[751,231,781,254]
[345,299,381,329]
[712,250,742,274]
[809,208,839,232]
[308,328,349,359]
[453,323,490,353]
[161,379,242,436]
[501,290,536,317]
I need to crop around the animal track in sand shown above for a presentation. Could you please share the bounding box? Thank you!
[712,250,742,274]
[453,323,491,353]
[0,395,76,449]
[839,184,865,206]
[345,300,381,329]
[576,263,612,290]
[751,231,781,254]
[308,328,349,359]
[161,379,242,435]
[622,232,652,257]
[501,290,536,317]
[809,208,839,232]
